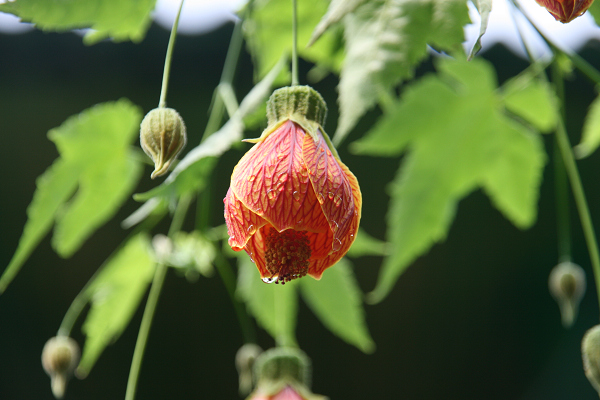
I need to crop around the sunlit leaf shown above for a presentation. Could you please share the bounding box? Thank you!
[237,255,298,346]
[299,259,375,353]
[353,58,546,303]
[346,228,389,258]
[0,0,156,44]
[1,99,142,293]
[468,0,492,60]
[574,93,600,158]
[335,0,469,145]
[502,73,558,133]
[244,0,344,80]
[308,0,368,47]
[77,234,155,377]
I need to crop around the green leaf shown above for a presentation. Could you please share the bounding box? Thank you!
[299,259,375,353]
[1,99,142,292]
[502,72,558,133]
[244,0,344,80]
[574,93,600,158]
[237,255,298,347]
[0,0,156,44]
[308,0,368,46]
[334,0,470,145]
[468,0,492,60]
[587,1,600,23]
[346,228,389,258]
[77,234,155,377]
[353,58,546,303]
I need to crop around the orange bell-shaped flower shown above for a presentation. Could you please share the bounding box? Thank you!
[535,0,594,23]
[224,86,361,283]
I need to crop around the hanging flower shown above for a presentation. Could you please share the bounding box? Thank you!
[224,86,361,283]
[534,0,594,23]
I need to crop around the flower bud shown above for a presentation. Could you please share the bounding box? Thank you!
[236,343,263,395]
[534,0,594,23]
[549,261,586,328]
[41,336,80,399]
[140,107,187,179]
[582,325,600,396]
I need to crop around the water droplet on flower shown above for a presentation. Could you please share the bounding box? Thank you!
[248,175,256,182]
[292,191,300,201]
[320,148,325,152]
[247,225,256,235]
[327,150,331,156]
[297,219,303,225]
[267,189,277,200]
[328,192,334,200]
[317,193,325,204]
[332,238,342,252]
[277,153,285,160]
[278,185,285,192]
[333,195,342,207]
[332,221,339,231]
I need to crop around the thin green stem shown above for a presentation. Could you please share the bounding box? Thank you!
[158,0,185,108]
[555,114,600,311]
[551,61,571,263]
[214,253,256,344]
[202,19,244,141]
[291,0,299,86]
[125,195,192,400]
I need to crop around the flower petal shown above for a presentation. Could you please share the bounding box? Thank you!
[231,120,329,234]
[302,129,357,251]
[224,187,268,251]
[308,162,361,279]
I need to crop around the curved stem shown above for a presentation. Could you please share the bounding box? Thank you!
[158,0,185,108]
[291,0,299,86]
[125,195,192,400]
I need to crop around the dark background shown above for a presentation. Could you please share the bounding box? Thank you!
[2,20,600,400]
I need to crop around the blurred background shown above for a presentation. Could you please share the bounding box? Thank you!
[2,1,600,399]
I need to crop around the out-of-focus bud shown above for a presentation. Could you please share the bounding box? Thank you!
[236,344,263,396]
[248,347,327,400]
[41,336,80,399]
[534,0,594,23]
[549,261,586,328]
[582,325,600,396]
[140,107,187,179]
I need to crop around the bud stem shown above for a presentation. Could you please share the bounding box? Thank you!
[291,0,299,86]
[125,195,192,400]
[159,0,185,108]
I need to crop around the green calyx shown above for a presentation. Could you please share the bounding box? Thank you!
[254,347,311,388]
[267,86,327,128]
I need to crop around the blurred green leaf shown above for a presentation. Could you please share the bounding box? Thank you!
[574,93,600,158]
[335,0,469,145]
[77,234,155,377]
[353,58,546,303]
[502,73,558,133]
[0,0,155,44]
[1,99,142,292]
[346,228,389,258]
[468,0,492,60]
[237,255,298,346]
[299,259,375,353]
[244,0,344,80]
[587,1,600,23]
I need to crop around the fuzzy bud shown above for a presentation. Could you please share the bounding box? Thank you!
[42,336,80,399]
[582,325,600,396]
[140,107,187,179]
[549,261,586,328]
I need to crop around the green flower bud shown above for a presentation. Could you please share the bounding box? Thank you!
[582,325,600,396]
[140,107,187,179]
[549,261,586,328]
[41,336,80,399]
